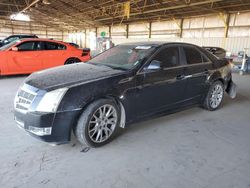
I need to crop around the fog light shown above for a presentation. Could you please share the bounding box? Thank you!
[28,126,52,136]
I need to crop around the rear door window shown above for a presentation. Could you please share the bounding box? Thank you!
[45,42,66,50]
[183,47,203,64]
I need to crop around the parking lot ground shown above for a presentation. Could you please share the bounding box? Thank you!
[0,74,250,188]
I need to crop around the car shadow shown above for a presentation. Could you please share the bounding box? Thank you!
[0,74,29,80]
[119,91,249,139]
[223,93,249,108]
[59,91,249,150]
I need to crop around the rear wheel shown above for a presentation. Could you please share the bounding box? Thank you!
[75,99,121,147]
[203,80,224,111]
[65,58,81,65]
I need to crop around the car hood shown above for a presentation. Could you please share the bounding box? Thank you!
[25,63,125,91]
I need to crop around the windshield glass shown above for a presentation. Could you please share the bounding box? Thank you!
[0,40,19,51]
[88,45,155,70]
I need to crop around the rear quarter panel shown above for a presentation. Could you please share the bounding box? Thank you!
[69,48,90,62]
[208,59,231,88]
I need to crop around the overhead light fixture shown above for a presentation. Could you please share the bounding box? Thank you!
[10,13,30,21]
[42,0,51,5]
[237,12,240,15]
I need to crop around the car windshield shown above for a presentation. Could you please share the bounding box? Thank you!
[0,40,19,51]
[88,45,156,70]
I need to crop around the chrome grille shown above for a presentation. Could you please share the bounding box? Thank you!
[14,87,36,113]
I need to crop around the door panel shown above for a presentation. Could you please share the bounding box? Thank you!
[40,42,68,69]
[135,67,187,116]
[7,41,42,74]
[184,63,212,99]
[135,45,187,117]
[181,46,212,101]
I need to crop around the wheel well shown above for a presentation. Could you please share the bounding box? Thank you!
[105,96,126,128]
[215,78,225,87]
[73,96,126,130]
[64,57,81,65]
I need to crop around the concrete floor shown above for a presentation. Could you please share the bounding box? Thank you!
[0,74,250,188]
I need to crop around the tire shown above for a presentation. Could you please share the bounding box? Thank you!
[65,58,81,65]
[203,80,224,111]
[75,99,121,147]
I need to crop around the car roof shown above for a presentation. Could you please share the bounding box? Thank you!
[9,34,37,37]
[119,41,201,48]
[18,38,69,45]
[119,41,165,46]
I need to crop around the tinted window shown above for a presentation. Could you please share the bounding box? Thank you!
[89,45,155,70]
[0,40,19,51]
[5,36,19,43]
[45,42,66,50]
[184,47,203,64]
[20,35,37,39]
[17,41,38,51]
[153,47,179,68]
[201,53,210,62]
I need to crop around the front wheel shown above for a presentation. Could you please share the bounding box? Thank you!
[75,99,121,147]
[203,80,224,111]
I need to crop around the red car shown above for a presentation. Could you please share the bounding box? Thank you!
[0,38,90,75]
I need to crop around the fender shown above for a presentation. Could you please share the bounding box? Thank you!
[207,70,223,85]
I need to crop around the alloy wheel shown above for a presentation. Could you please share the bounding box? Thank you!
[209,84,223,109]
[88,104,117,143]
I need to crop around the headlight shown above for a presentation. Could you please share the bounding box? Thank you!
[36,88,68,113]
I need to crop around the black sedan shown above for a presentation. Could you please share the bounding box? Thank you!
[0,34,38,47]
[14,42,236,147]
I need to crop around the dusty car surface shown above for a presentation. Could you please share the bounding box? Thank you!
[14,42,236,147]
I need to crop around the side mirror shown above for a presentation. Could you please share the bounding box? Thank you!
[11,47,19,51]
[82,48,90,56]
[147,60,162,71]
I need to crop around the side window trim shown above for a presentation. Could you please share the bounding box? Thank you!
[179,46,187,66]
[36,41,45,51]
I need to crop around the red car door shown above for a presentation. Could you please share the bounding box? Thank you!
[7,41,43,74]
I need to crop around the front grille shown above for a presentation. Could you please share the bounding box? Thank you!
[14,87,36,113]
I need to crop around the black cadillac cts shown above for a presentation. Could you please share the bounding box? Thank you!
[14,42,236,147]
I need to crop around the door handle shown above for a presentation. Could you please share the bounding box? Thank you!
[204,69,209,74]
[176,74,193,80]
[176,74,185,80]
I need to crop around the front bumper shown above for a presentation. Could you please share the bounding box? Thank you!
[14,109,81,143]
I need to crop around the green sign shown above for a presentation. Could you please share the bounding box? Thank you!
[101,31,106,37]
